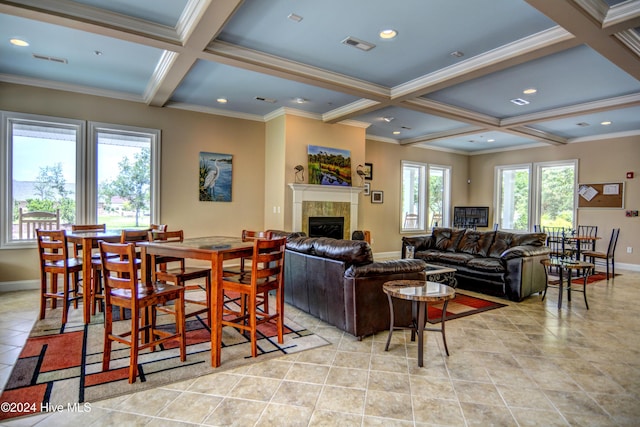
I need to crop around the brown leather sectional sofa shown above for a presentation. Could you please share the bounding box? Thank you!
[402,227,550,301]
[283,236,427,339]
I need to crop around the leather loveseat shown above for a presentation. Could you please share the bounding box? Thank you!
[284,236,427,338]
[402,227,550,301]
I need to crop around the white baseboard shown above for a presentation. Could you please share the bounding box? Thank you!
[0,279,39,293]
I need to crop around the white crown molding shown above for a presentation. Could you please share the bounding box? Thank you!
[365,135,400,144]
[264,107,321,122]
[603,0,640,28]
[338,119,371,129]
[322,99,381,122]
[390,26,574,100]
[568,129,640,143]
[399,126,484,146]
[165,101,264,122]
[6,0,179,42]
[143,50,179,103]
[615,29,640,56]
[572,0,609,23]
[0,74,144,103]
[206,41,389,101]
[176,0,213,42]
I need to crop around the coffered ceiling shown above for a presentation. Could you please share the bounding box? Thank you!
[1,0,639,153]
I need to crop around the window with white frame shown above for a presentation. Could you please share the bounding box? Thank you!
[1,112,160,248]
[401,161,451,232]
[495,160,576,231]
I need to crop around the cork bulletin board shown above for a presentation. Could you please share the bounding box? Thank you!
[578,182,624,209]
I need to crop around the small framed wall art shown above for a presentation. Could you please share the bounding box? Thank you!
[363,163,373,180]
[363,182,370,196]
[371,190,383,203]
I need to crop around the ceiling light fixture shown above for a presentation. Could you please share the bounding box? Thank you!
[217,98,228,104]
[287,13,303,22]
[293,97,307,104]
[601,121,612,125]
[487,139,495,142]
[382,116,394,122]
[393,131,401,135]
[523,88,537,94]
[379,29,397,39]
[510,98,530,106]
[94,50,103,56]
[10,38,29,47]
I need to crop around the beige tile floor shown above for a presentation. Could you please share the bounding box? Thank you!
[1,270,639,426]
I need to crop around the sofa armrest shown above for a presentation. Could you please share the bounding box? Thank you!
[345,259,426,277]
[500,245,551,260]
[401,235,432,257]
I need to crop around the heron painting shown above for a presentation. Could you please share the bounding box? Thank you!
[199,152,232,202]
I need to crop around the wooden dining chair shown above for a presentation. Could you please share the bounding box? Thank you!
[221,237,286,358]
[148,230,212,323]
[71,224,107,314]
[99,241,186,384]
[36,229,83,325]
[582,228,620,279]
[150,224,167,232]
[223,230,273,313]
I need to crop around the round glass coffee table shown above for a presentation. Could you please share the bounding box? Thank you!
[383,280,455,367]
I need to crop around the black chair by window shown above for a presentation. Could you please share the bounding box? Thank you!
[582,228,620,280]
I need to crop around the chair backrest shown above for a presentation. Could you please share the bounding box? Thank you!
[36,229,70,266]
[533,225,541,232]
[19,208,60,239]
[121,229,151,243]
[151,224,168,232]
[99,241,139,295]
[148,229,184,243]
[404,213,418,228]
[607,228,620,257]
[71,224,106,232]
[242,230,273,241]
[250,237,286,281]
[577,225,598,238]
[541,226,567,258]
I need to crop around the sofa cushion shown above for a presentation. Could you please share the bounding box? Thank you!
[312,238,374,265]
[429,251,475,266]
[286,236,320,253]
[487,231,518,258]
[432,227,465,252]
[466,257,504,273]
[345,259,426,277]
[457,230,495,257]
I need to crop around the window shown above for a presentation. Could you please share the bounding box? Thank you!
[428,165,450,228]
[401,161,451,232]
[1,112,160,248]
[495,160,576,231]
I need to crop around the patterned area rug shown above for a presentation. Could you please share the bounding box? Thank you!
[547,271,617,285]
[426,292,507,324]
[0,296,328,421]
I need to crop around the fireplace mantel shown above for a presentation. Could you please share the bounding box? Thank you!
[289,184,363,236]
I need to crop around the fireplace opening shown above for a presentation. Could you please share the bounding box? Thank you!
[308,216,344,239]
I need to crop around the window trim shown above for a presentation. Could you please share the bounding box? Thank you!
[400,160,427,233]
[428,163,451,228]
[1,112,161,249]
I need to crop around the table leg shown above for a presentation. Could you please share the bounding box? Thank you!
[384,293,395,351]
[417,301,426,367]
[558,268,563,309]
[210,255,223,367]
[82,238,92,323]
[440,300,450,356]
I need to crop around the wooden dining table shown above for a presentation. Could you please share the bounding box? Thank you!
[66,229,122,324]
[138,236,254,368]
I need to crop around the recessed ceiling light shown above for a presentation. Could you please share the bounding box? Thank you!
[382,116,394,122]
[379,29,397,39]
[450,50,464,58]
[293,97,307,104]
[523,88,537,95]
[287,13,303,23]
[217,98,228,104]
[94,50,103,56]
[10,38,29,47]
[601,121,612,125]
[393,131,401,135]
[487,139,495,142]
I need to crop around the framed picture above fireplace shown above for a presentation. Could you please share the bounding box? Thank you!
[307,145,352,186]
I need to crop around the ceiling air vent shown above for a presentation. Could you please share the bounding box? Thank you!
[32,53,68,64]
[254,96,277,104]
[576,122,590,127]
[510,98,530,106]
[341,36,376,52]
[401,126,412,130]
